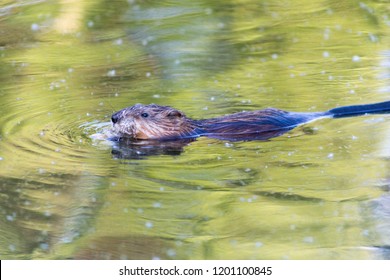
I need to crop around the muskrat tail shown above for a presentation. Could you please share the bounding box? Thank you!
[327,100,390,118]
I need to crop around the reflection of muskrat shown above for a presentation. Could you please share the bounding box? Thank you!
[111,101,390,141]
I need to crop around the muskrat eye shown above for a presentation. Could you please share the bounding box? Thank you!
[141,112,149,118]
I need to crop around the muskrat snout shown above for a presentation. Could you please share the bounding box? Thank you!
[111,112,121,124]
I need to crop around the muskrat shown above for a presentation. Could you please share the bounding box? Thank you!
[110,101,390,141]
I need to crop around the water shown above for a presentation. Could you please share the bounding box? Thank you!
[0,0,389,260]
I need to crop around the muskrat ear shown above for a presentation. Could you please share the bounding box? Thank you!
[167,110,183,118]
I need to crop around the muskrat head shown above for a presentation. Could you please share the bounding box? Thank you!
[111,104,196,140]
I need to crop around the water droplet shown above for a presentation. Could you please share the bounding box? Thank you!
[368,34,378,43]
[31,23,40,31]
[205,8,213,15]
[153,202,162,208]
[6,215,14,221]
[38,168,46,174]
[39,243,49,250]
[255,241,263,248]
[166,249,176,257]
[9,244,16,252]
[114,38,123,45]
[323,51,330,58]
[352,55,361,62]
[145,221,153,228]
[303,236,314,243]
[107,69,116,77]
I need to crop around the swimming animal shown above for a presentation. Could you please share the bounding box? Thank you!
[110,101,390,141]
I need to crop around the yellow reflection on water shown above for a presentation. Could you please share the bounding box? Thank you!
[0,0,389,260]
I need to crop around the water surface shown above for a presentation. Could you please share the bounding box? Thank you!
[0,0,390,259]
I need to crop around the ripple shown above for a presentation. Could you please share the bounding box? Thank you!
[82,121,113,141]
[0,103,99,179]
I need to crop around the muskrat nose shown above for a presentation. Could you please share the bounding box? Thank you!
[111,112,121,124]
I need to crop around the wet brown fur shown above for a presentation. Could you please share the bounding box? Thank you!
[110,104,324,141]
[111,101,390,141]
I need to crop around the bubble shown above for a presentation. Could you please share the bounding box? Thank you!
[303,236,314,243]
[114,38,123,45]
[38,168,46,174]
[9,244,16,252]
[6,215,14,221]
[352,55,361,62]
[205,8,213,15]
[153,202,162,208]
[166,249,176,257]
[107,70,116,77]
[39,243,49,250]
[31,23,40,31]
[145,221,153,228]
[255,241,263,248]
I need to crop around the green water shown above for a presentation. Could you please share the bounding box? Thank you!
[0,0,389,259]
